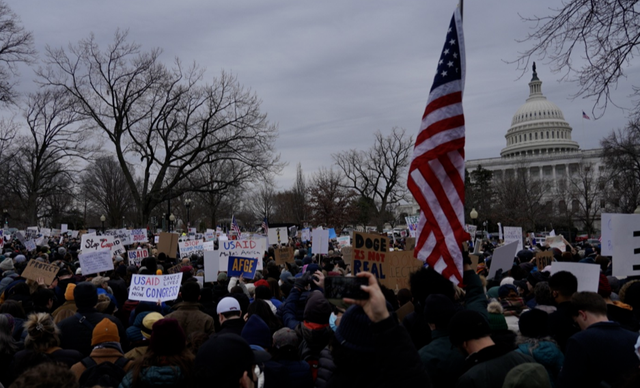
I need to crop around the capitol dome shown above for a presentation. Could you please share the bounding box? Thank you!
[500,64,580,158]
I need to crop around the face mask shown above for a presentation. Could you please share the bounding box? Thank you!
[329,312,338,331]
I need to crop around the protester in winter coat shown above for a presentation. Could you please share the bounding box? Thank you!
[516,309,564,386]
[502,363,552,388]
[216,296,246,336]
[70,318,133,381]
[271,327,313,388]
[57,282,128,357]
[242,314,291,388]
[51,283,77,320]
[119,318,194,388]
[558,292,640,388]
[0,313,20,387]
[546,271,579,352]
[449,309,535,388]
[166,281,215,336]
[8,361,80,388]
[124,312,163,362]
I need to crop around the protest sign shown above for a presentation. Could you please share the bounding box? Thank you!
[217,239,266,272]
[301,228,311,242]
[535,251,554,271]
[487,240,519,279]
[341,246,353,267]
[167,263,185,274]
[268,227,288,245]
[352,232,390,280]
[15,231,25,243]
[106,229,132,246]
[405,237,416,251]
[61,224,68,234]
[274,246,294,265]
[81,234,114,253]
[203,241,214,251]
[111,238,126,255]
[0,230,4,249]
[379,250,424,290]
[25,227,38,240]
[179,239,204,259]
[158,232,179,259]
[336,236,351,249]
[405,215,419,238]
[203,251,219,282]
[130,229,148,244]
[328,228,337,239]
[128,273,183,302]
[547,262,600,292]
[204,229,215,241]
[227,256,258,279]
[469,254,480,272]
[466,224,477,237]
[78,249,113,275]
[21,259,60,285]
[41,228,51,237]
[601,213,615,256]
[24,240,37,252]
[71,230,79,239]
[503,226,523,252]
[497,222,503,240]
[127,249,149,266]
[545,236,566,251]
[612,214,640,277]
[312,229,330,255]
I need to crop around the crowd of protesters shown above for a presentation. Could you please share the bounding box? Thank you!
[0,231,638,387]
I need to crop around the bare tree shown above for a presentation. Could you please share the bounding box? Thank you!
[307,167,358,229]
[515,1,640,118]
[5,89,91,226]
[566,163,601,234]
[291,163,306,224]
[81,156,135,228]
[601,118,640,212]
[0,1,36,105]
[38,30,281,226]
[333,127,413,228]
[245,177,277,225]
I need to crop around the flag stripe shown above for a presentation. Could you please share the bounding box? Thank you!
[422,90,462,119]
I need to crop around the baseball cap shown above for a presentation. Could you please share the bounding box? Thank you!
[273,327,299,349]
[217,297,241,314]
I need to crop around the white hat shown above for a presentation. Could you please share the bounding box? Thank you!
[217,297,241,314]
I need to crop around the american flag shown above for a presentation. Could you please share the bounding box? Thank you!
[262,218,269,234]
[582,111,591,120]
[407,8,467,285]
[231,215,242,238]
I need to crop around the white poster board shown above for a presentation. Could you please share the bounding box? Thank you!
[547,262,601,293]
[545,236,566,252]
[301,228,311,242]
[127,249,149,266]
[487,240,519,279]
[203,241,215,251]
[178,239,204,259]
[600,213,615,256]
[41,228,51,237]
[61,224,68,234]
[502,226,523,252]
[217,239,266,272]
[312,229,330,255]
[336,236,351,248]
[81,234,113,253]
[612,214,640,277]
[128,273,183,302]
[130,229,148,244]
[204,250,220,282]
[268,227,288,245]
[78,249,113,275]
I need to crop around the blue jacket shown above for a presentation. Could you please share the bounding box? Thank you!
[516,338,564,386]
[119,365,186,388]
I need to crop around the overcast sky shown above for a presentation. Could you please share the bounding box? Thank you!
[9,1,639,189]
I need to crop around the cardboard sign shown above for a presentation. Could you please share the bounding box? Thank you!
[268,227,288,245]
[21,259,59,285]
[127,249,149,266]
[379,250,424,290]
[352,232,390,280]
[167,263,185,274]
[158,232,179,259]
[469,254,480,272]
[217,239,266,272]
[78,249,113,275]
[312,229,330,255]
[130,229,148,244]
[487,240,519,279]
[128,273,183,302]
[178,239,204,259]
[227,256,258,279]
[405,237,416,251]
[274,246,294,265]
[612,214,640,277]
[547,262,600,293]
[601,213,615,256]
[503,226,523,252]
[535,251,554,271]
[341,246,353,267]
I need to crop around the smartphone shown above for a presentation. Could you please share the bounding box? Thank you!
[324,276,369,301]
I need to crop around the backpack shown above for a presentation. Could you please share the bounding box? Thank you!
[78,356,129,388]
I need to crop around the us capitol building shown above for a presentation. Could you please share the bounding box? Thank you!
[400,65,604,229]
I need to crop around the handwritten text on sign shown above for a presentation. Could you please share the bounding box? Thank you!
[81,235,114,252]
[353,232,389,279]
[131,229,148,244]
[227,256,258,279]
[127,249,149,266]
[78,249,113,275]
[128,273,183,302]
[179,239,204,258]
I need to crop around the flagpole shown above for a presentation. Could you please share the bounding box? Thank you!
[459,0,464,21]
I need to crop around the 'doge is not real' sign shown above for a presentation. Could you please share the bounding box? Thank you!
[353,232,389,279]
[128,273,183,302]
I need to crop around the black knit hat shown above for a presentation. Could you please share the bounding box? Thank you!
[303,291,332,325]
[448,310,491,347]
[334,305,374,352]
[149,318,186,356]
[518,308,549,338]
[74,282,98,309]
[241,315,271,349]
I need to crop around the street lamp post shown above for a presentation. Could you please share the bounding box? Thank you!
[470,208,478,225]
[162,213,166,232]
[100,215,106,233]
[169,214,175,232]
[185,199,192,228]
[122,216,125,228]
